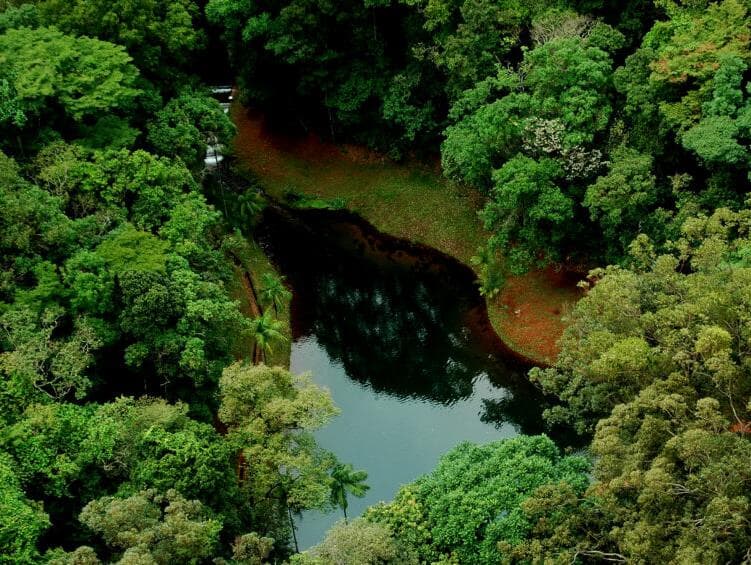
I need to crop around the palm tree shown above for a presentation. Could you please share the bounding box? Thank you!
[329,463,369,522]
[249,311,288,364]
[259,272,292,316]
[237,190,265,225]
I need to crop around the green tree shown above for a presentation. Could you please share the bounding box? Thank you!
[258,273,292,317]
[481,156,573,273]
[442,24,621,271]
[366,436,590,564]
[219,363,339,545]
[0,452,49,565]
[0,307,101,415]
[78,489,222,564]
[230,532,274,565]
[584,146,658,258]
[248,311,288,364]
[36,0,205,81]
[147,90,235,170]
[532,202,751,434]
[615,0,751,156]
[680,56,750,171]
[329,463,369,522]
[0,27,140,123]
[292,518,413,565]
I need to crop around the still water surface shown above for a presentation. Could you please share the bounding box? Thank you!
[256,207,552,549]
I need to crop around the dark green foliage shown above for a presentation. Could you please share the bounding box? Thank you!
[584,146,658,257]
[4,0,751,562]
[147,89,235,170]
[0,4,345,562]
[35,0,206,83]
[482,156,573,272]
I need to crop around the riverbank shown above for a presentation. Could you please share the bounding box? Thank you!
[231,106,580,365]
[227,235,292,367]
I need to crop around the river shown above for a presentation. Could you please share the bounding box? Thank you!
[255,206,557,549]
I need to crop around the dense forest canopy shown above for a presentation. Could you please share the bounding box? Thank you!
[1,0,750,563]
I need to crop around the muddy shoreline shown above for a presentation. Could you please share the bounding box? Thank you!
[255,202,543,371]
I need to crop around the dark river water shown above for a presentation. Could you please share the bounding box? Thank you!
[255,207,555,549]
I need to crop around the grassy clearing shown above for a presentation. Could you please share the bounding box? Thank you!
[227,235,292,368]
[231,106,579,365]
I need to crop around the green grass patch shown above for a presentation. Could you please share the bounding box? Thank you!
[226,233,292,368]
[231,106,579,365]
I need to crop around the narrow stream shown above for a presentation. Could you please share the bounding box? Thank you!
[255,207,556,549]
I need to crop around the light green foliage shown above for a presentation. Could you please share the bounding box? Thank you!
[231,532,275,565]
[91,399,238,506]
[364,485,434,563]
[441,78,527,188]
[95,225,169,274]
[219,363,338,512]
[587,379,751,563]
[2,403,96,498]
[681,114,748,166]
[0,452,49,564]
[501,480,603,563]
[37,148,199,231]
[0,307,101,410]
[2,398,240,533]
[116,265,249,388]
[0,153,72,298]
[522,35,618,146]
[293,518,414,565]
[147,90,235,170]
[0,71,25,128]
[79,489,222,564]
[532,204,751,433]
[418,436,589,563]
[367,436,590,564]
[0,27,140,122]
[45,546,101,565]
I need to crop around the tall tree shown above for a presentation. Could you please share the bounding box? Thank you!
[248,311,287,364]
[219,363,339,546]
[258,273,292,317]
[329,463,369,522]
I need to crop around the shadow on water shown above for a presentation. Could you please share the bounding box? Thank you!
[254,205,577,547]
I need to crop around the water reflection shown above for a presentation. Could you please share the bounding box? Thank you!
[255,206,549,432]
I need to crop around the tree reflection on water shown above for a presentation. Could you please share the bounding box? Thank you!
[256,206,564,437]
